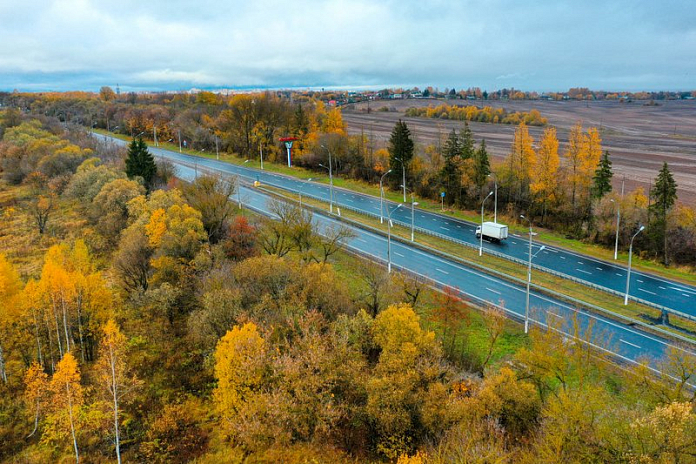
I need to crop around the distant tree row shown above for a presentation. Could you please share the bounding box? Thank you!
[405,104,548,126]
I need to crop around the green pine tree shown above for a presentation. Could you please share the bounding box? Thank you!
[388,119,414,189]
[650,162,678,267]
[592,151,613,199]
[440,130,462,202]
[125,138,157,190]
[473,139,491,194]
[460,122,475,160]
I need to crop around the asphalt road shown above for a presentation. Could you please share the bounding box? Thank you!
[96,134,696,319]
[164,159,695,371]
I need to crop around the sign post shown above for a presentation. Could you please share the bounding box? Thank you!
[279,137,298,167]
[440,191,445,211]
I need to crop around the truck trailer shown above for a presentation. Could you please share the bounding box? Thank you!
[475,222,508,243]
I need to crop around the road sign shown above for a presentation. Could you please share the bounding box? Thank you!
[441,191,445,197]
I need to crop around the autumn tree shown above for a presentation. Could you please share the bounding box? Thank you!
[31,193,55,234]
[530,126,560,222]
[24,362,49,438]
[505,122,535,206]
[183,174,236,243]
[46,353,83,463]
[0,254,22,383]
[95,319,137,464]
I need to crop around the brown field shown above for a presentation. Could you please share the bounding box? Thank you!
[343,99,696,204]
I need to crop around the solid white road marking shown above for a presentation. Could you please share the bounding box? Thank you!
[620,339,642,350]
[638,288,657,295]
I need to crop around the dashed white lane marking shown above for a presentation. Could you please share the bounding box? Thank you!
[432,218,438,222]
[576,269,592,275]
[683,294,691,298]
[560,256,566,260]
[456,225,462,228]
[436,268,449,275]
[637,279,644,283]
[440,227,450,231]
[394,252,405,258]
[485,287,501,295]
[346,199,354,203]
[578,261,584,265]
[510,241,517,244]
[638,288,657,295]
[616,273,623,277]
[659,286,666,290]
[358,238,368,243]
[620,339,642,350]
[596,267,603,271]
[547,311,562,319]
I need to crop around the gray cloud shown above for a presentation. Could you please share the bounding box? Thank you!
[0,0,694,91]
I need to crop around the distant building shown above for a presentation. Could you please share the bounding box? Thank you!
[391,93,403,99]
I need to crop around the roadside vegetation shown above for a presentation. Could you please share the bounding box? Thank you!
[2,110,696,463]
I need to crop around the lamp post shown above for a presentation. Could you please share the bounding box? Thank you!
[237,160,250,209]
[259,143,264,170]
[386,204,403,273]
[380,169,392,224]
[480,191,493,256]
[611,178,625,260]
[299,178,314,208]
[488,173,498,223]
[401,185,418,242]
[133,131,145,139]
[395,157,406,202]
[520,214,545,334]
[320,145,334,214]
[624,225,645,305]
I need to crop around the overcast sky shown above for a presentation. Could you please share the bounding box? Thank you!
[1,0,694,92]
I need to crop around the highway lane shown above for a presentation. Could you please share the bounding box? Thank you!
[169,161,694,371]
[96,134,696,318]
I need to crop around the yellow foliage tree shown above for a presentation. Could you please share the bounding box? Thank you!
[0,254,22,384]
[24,361,49,438]
[45,352,83,463]
[530,127,560,221]
[506,122,536,204]
[322,107,346,135]
[213,322,267,428]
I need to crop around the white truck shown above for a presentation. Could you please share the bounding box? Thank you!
[475,222,508,243]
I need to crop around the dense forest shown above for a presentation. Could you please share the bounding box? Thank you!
[1,101,696,462]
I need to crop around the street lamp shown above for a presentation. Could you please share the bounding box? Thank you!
[401,185,418,242]
[299,178,314,208]
[395,157,406,202]
[320,145,334,213]
[133,131,145,139]
[237,160,250,209]
[318,162,334,214]
[480,191,493,256]
[520,214,545,334]
[610,178,625,260]
[624,225,645,305]
[386,204,403,273]
[380,169,392,223]
[488,173,498,223]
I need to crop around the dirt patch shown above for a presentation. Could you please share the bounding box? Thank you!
[343,99,696,204]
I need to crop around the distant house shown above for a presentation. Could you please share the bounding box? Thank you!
[410,91,423,99]
[391,93,403,99]
[466,95,477,100]
[540,95,553,101]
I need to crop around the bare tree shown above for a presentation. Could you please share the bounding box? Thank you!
[316,224,356,263]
